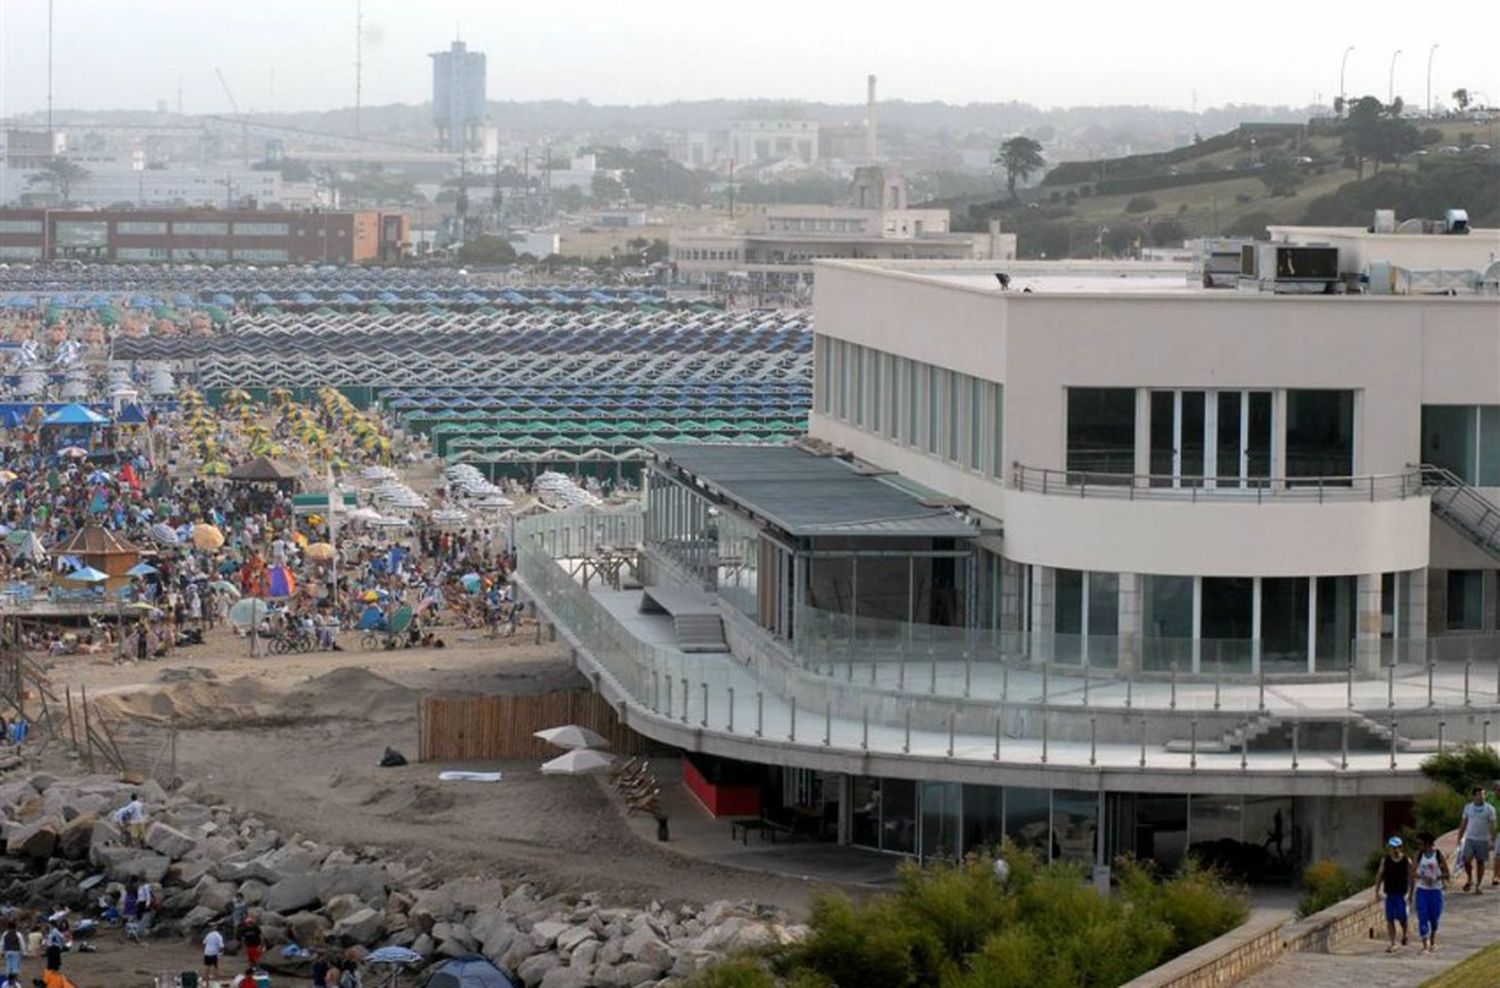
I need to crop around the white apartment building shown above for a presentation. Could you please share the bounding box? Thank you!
[516,216,1500,875]
[730,118,819,166]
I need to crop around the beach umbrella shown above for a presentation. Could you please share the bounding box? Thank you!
[459,573,482,593]
[533,725,609,750]
[57,446,89,459]
[267,564,296,598]
[62,565,109,584]
[228,597,269,627]
[125,562,158,577]
[208,579,241,597]
[191,523,225,550]
[200,461,229,477]
[304,542,335,561]
[540,749,614,775]
[0,471,16,483]
[150,522,178,544]
[366,947,424,966]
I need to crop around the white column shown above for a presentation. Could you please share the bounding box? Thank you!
[1307,575,1318,673]
[1405,568,1430,664]
[1191,576,1203,673]
[1251,577,1263,674]
[1030,566,1056,663]
[1355,572,1383,674]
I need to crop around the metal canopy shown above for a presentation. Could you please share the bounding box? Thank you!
[651,442,977,539]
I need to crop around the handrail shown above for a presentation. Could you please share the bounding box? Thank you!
[1011,463,1424,502]
[1416,462,1500,553]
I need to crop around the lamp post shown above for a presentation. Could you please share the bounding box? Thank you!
[1339,46,1356,114]
[1389,49,1403,106]
[1426,44,1439,117]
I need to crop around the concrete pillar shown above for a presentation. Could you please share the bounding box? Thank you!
[1485,570,1499,631]
[1271,390,1289,484]
[1407,568,1431,665]
[1117,572,1144,672]
[1030,565,1056,663]
[1355,573,1383,674]
[1133,389,1151,481]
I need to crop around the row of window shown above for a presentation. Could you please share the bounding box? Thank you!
[0,220,43,234]
[815,336,1004,478]
[676,248,741,262]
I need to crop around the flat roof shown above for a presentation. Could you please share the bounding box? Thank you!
[650,442,979,539]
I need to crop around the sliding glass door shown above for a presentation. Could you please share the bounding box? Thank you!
[1151,389,1272,488]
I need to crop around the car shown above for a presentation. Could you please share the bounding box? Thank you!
[1468,144,1493,153]
[1438,146,1464,156]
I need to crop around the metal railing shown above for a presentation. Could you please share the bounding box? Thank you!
[1418,462,1500,557]
[1011,463,1424,502]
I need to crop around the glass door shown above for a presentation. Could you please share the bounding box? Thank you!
[1150,390,1207,488]
[1213,391,1273,489]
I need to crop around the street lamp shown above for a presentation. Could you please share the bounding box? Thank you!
[1389,49,1403,106]
[1339,46,1356,114]
[1426,44,1440,117]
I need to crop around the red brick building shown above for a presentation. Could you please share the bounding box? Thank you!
[0,208,408,264]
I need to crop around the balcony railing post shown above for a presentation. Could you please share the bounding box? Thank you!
[726,687,734,733]
[1428,660,1435,707]
[1485,718,1492,750]
[1139,718,1147,768]
[1241,717,1249,771]
[1438,719,1446,753]
[1190,717,1197,770]
[1258,661,1266,712]
[1291,722,1299,771]
[1170,661,1178,710]
[903,708,911,754]
[929,650,937,695]
[665,676,673,719]
[700,682,708,728]
[1390,718,1399,770]
[823,701,832,747]
[1041,711,1048,764]
[1341,720,1349,770]
[1214,662,1222,711]
[1347,660,1354,709]
[964,653,972,698]
[861,705,868,750]
[1466,659,1473,706]
[1388,661,1395,709]
[1082,659,1090,707]
[788,696,796,742]
[947,710,955,757]
[756,691,764,738]
[1090,716,1097,766]
[1126,674,1133,710]
[1042,661,1050,705]
[994,714,1002,761]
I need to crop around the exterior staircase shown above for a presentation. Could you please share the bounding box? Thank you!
[1421,462,1500,561]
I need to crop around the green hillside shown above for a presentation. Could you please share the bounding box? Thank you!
[951,116,1498,259]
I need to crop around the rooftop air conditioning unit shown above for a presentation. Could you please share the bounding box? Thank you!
[1445,208,1470,235]
[1240,244,1341,294]
[1373,209,1396,233]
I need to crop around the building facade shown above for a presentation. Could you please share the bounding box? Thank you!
[0,208,408,264]
[431,40,487,153]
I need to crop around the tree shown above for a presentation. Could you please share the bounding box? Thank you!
[1333,95,1346,118]
[1389,96,1405,118]
[27,157,90,203]
[455,236,518,266]
[1453,88,1471,112]
[1259,157,1303,197]
[590,173,626,204]
[994,136,1045,201]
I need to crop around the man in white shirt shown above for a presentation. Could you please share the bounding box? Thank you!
[202,925,225,984]
[1457,786,1498,892]
[112,794,147,846]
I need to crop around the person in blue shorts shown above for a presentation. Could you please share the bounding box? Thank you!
[1373,835,1412,952]
[1412,831,1450,955]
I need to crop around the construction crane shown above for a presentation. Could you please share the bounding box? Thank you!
[214,67,251,166]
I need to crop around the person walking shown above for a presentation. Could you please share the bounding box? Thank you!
[2,922,22,984]
[1457,786,1497,892]
[111,793,147,846]
[1373,835,1412,952]
[1413,831,1450,955]
[202,924,225,985]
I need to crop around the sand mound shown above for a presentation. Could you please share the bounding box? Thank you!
[91,667,412,730]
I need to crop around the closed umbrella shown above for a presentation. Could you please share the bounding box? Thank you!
[540,749,614,775]
[191,523,225,550]
[533,725,609,750]
[228,597,269,627]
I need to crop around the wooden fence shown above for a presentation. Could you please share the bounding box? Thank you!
[417,690,651,762]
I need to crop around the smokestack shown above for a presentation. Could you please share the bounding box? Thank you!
[866,74,878,163]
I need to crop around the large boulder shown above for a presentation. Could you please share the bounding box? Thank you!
[6,818,59,859]
[322,893,366,923]
[56,813,97,860]
[516,952,559,988]
[316,866,389,905]
[554,926,595,955]
[93,846,172,883]
[286,911,331,946]
[263,874,322,914]
[593,961,662,988]
[620,925,671,972]
[537,967,591,988]
[145,822,199,860]
[528,921,569,950]
[331,907,384,946]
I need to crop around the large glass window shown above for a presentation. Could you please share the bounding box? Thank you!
[968,377,983,470]
[1422,406,1476,482]
[115,220,167,235]
[54,220,108,248]
[1066,388,1135,477]
[0,220,42,234]
[1315,575,1356,669]
[0,246,42,259]
[1261,577,1310,670]
[990,383,1004,478]
[1113,794,1188,873]
[231,221,289,236]
[1448,570,1484,631]
[171,221,229,236]
[1005,787,1051,860]
[1143,575,1193,669]
[1188,795,1243,865]
[1052,790,1099,865]
[1201,577,1253,668]
[231,248,289,262]
[962,784,1005,857]
[882,779,917,855]
[920,781,961,862]
[1286,390,1354,480]
[1088,571,1119,667]
[170,247,228,261]
[115,246,170,260]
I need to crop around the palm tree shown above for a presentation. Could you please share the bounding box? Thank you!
[994,136,1045,201]
[26,157,90,203]
[1452,88,1471,112]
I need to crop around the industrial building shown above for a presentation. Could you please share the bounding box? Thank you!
[517,213,1500,875]
[0,208,408,264]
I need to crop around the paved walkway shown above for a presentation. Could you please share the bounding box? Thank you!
[1239,884,1500,987]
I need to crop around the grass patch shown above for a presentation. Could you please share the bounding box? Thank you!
[1420,939,1500,988]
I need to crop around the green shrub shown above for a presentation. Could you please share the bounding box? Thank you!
[1298,859,1359,917]
[1414,784,1467,838]
[1149,863,1249,953]
[1125,194,1159,213]
[1421,746,1500,795]
[687,958,778,988]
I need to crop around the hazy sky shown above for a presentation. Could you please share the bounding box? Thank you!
[1,0,1498,117]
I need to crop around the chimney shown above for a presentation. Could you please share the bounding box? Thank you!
[866,74,878,163]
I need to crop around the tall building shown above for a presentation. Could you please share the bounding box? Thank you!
[430,40,486,153]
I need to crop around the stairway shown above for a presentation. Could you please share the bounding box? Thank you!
[673,613,728,653]
[1165,712,1280,753]
[1421,463,1500,561]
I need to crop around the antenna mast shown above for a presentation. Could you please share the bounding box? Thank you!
[354,0,364,138]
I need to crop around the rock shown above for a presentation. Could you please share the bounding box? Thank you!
[593,962,662,988]
[167,859,215,888]
[263,874,322,914]
[516,952,560,988]
[446,877,505,913]
[499,937,540,973]
[316,865,389,905]
[670,950,717,979]
[145,822,199,860]
[322,893,365,923]
[620,926,671,971]
[554,926,595,954]
[331,907,384,945]
[435,938,469,959]
[409,933,435,957]
[197,882,237,914]
[430,922,474,951]
[570,939,599,970]
[105,849,172,883]
[56,813,96,860]
[89,817,122,849]
[29,773,59,793]
[238,879,270,906]
[180,905,216,930]
[286,911,331,946]
[6,818,59,859]
[528,921,569,949]
[538,967,591,988]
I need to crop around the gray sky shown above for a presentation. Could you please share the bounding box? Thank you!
[1,0,1497,117]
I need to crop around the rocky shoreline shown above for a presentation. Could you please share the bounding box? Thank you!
[0,773,804,988]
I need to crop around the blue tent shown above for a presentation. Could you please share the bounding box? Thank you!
[213,293,236,307]
[116,403,149,425]
[43,403,110,426]
[424,956,516,988]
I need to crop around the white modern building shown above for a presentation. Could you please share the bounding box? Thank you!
[730,118,819,166]
[516,214,1500,876]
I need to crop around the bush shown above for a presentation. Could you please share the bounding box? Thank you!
[1413,784,1467,838]
[1125,194,1159,213]
[1422,745,1500,794]
[702,847,1246,988]
[1298,859,1359,917]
